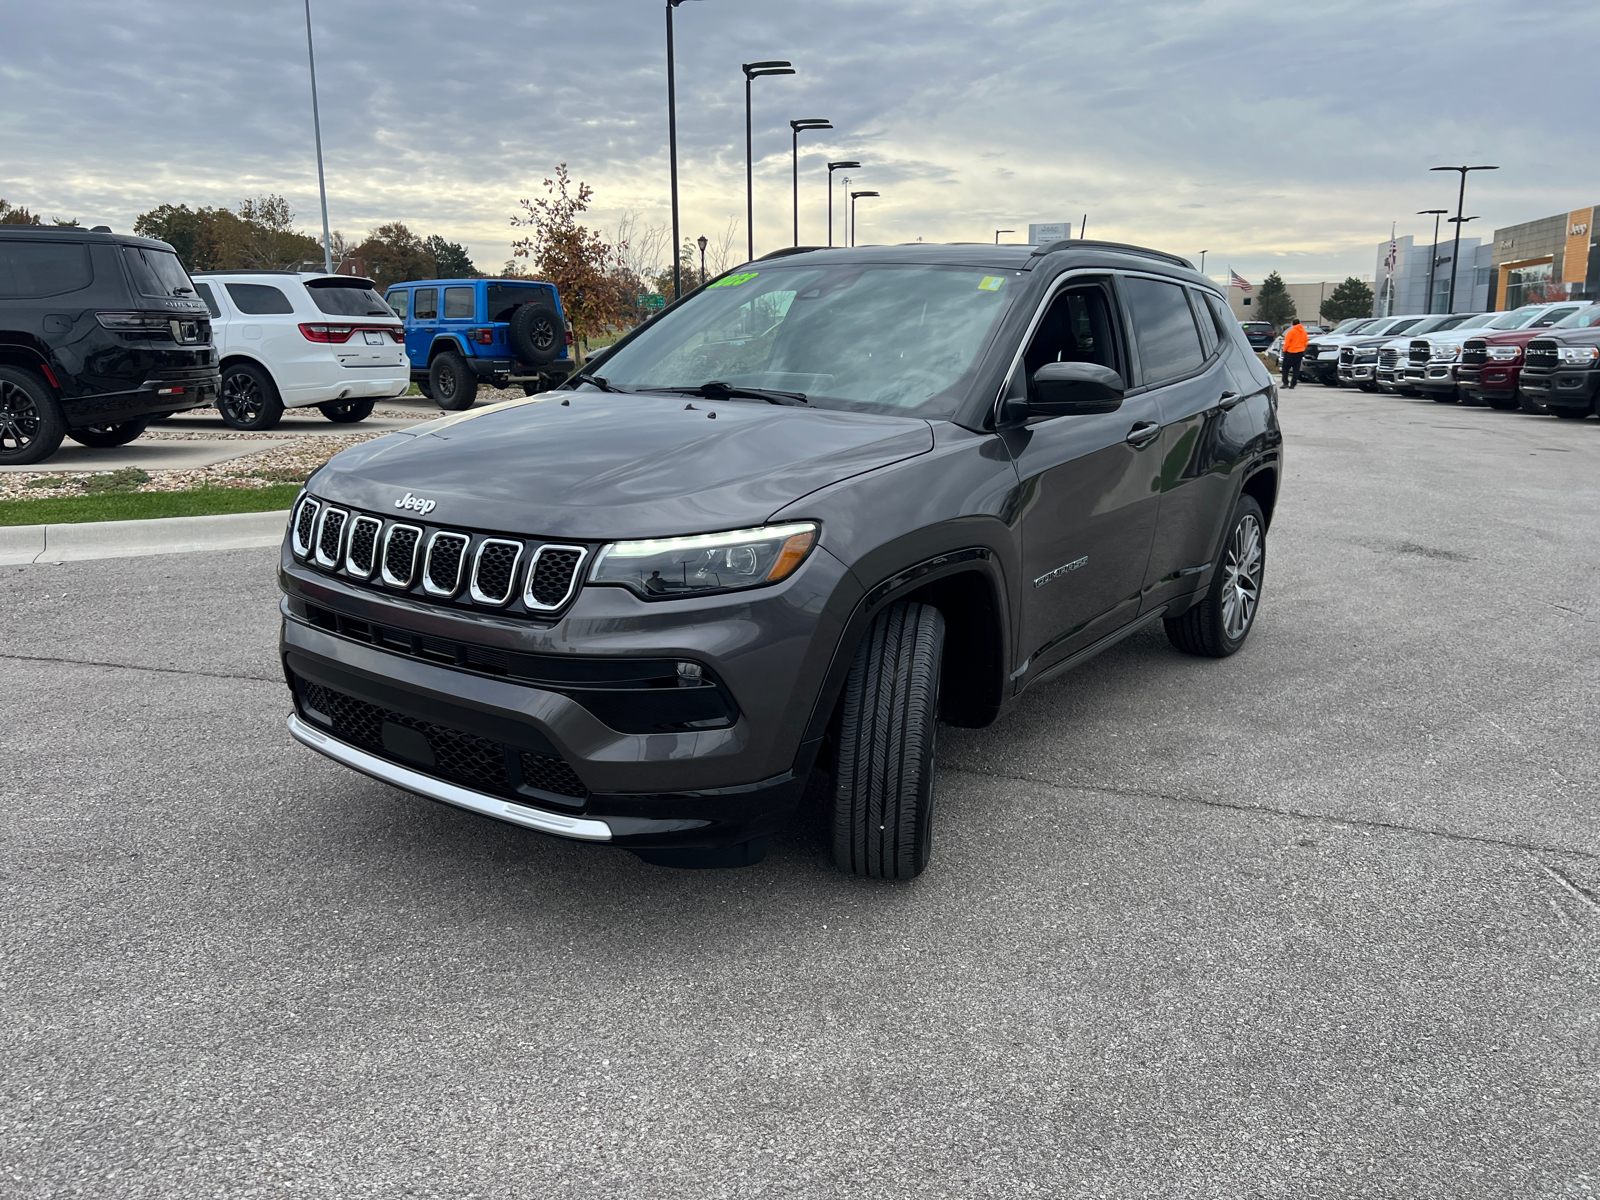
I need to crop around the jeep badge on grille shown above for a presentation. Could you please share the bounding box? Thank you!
[395,492,437,516]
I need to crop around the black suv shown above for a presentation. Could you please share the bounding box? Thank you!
[0,226,218,464]
[279,241,1281,878]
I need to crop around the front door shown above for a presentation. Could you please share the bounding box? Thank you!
[408,287,438,366]
[1006,279,1163,681]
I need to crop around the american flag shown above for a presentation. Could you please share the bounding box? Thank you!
[1230,270,1252,292]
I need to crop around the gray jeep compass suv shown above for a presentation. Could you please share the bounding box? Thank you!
[279,241,1281,878]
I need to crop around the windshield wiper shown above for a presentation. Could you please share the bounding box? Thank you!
[638,380,808,406]
[578,374,631,393]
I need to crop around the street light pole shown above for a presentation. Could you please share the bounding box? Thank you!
[303,0,332,274]
[742,61,793,264]
[850,191,879,247]
[1430,164,1498,312]
[1199,250,1208,275]
[995,230,1015,244]
[827,160,859,248]
[697,235,708,288]
[1417,209,1447,313]
[790,119,832,246]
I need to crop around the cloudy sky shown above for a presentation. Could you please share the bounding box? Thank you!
[4,0,1595,285]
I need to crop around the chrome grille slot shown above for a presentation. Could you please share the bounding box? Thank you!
[1525,340,1558,367]
[1378,348,1400,369]
[292,495,320,559]
[1408,341,1430,365]
[1461,340,1488,366]
[469,538,524,606]
[423,531,470,597]
[381,524,422,588]
[1339,348,1353,365]
[524,545,586,611]
[344,515,382,578]
[314,507,348,569]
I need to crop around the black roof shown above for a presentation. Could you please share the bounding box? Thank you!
[0,225,173,251]
[750,239,1206,285]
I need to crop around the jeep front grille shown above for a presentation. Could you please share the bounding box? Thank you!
[1525,340,1559,367]
[292,495,320,558]
[293,675,588,802]
[315,507,348,568]
[382,524,422,588]
[345,515,382,578]
[423,531,470,596]
[470,539,523,606]
[1461,340,1488,366]
[525,545,586,611]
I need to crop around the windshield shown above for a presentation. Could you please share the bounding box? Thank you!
[583,263,1017,417]
[1448,312,1497,331]
[1488,306,1546,330]
[1330,318,1366,333]
[1407,315,1462,335]
[1553,305,1600,329]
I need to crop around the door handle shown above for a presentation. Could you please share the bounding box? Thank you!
[1217,390,1244,411]
[1125,421,1161,449]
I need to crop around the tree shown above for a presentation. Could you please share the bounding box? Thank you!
[510,163,625,343]
[0,199,43,225]
[425,234,476,278]
[355,222,436,289]
[134,203,206,262]
[1320,276,1374,323]
[133,195,320,271]
[235,195,322,269]
[1255,271,1296,327]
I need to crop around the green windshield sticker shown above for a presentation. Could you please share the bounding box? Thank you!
[978,276,1005,291]
[709,271,759,289]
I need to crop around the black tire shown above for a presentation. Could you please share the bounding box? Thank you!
[428,353,477,411]
[1431,391,1459,404]
[509,300,564,365]
[1165,494,1266,658]
[1518,393,1549,415]
[68,419,148,448]
[415,380,434,401]
[316,398,376,424]
[832,601,946,881]
[1484,393,1521,411]
[218,361,284,430]
[1551,406,1591,420]
[0,366,67,465]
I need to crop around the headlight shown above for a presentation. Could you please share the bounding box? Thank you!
[1486,346,1521,361]
[1434,346,1460,361]
[1557,345,1600,364]
[592,522,818,600]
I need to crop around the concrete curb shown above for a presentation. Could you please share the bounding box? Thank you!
[0,509,290,566]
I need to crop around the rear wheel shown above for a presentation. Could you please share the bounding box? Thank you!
[428,353,477,411]
[832,601,945,881]
[68,419,148,448]
[1165,494,1265,658]
[1552,406,1591,420]
[0,366,67,465]
[218,362,284,430]
[415,379,434,401]
[316,398,376,424]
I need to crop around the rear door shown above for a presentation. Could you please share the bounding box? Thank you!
[440,285,477,357]
[1007,275,1163,679]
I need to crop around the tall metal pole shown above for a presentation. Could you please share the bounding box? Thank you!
[666,1,681,299]
[304,0,332,274]
[828,164,861,247]
[792,126,799,247]
[1431,165,1498,313]
[1418,209,1445,314]
[745,76,754,263]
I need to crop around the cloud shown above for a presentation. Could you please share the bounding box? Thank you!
[3,0,1594,283]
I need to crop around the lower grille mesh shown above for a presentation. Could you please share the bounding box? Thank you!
[295,676,588,800]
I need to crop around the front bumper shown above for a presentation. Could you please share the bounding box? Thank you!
[1376,366,1410,392]
[1456,363,1519,400]
[1518,366,1600,409]
[1303,354,1340,379]
[1337,362,1375,383]
[1411,363,1459,393]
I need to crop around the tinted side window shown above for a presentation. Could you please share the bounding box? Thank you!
[486,283,548,321]
[387,289,408,318]
[122,246,195,299]
[414,288,438,320]
[1190,289,1218,356]
[193,282,222,317]
[1205,291,1272,389]
[1122,276,1204,385]
[0,239,93,298]
[225,283,295,315]
[442,287,475,319]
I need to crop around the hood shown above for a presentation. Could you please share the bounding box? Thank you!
[308,393,934,539]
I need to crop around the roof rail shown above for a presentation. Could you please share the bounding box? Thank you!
[191,269,301,276]
[754,246,824,262]
[1030,239,1195,271]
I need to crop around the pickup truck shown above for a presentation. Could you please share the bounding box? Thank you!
[1456,302,1598,410]
[385,278,574,410]
[1329,315,1427,389]
[1514,306,1600,418]
[1406,303,1589,404]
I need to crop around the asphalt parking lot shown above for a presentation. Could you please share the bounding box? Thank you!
[3,386,1597,1199]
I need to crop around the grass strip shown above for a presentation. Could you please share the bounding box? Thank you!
[0,484,300,527]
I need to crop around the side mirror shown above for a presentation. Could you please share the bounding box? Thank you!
[1025,361,1125,416]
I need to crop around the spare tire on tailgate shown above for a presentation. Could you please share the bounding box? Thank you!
[509,299,563,365]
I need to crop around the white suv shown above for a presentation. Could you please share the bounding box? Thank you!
[190,272,409,430]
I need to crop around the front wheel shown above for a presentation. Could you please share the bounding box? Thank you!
[218,362,284,430]
[317,398,376,424]
[1484,392,1520,411]
[832,602,946,880]
[68,419,148,448]
[1551,406,1591,420]
[428,353,477,411]
[1165,494,1266,658]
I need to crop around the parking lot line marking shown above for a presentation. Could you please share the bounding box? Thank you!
[0,650,278,685]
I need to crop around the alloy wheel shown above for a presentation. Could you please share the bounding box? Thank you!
[0,380,42,454]
[1221,513,1263,641]
[531,318,556,353]
[220,372,263,425]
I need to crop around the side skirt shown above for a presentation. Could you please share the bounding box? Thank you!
[1025,604,1168,691]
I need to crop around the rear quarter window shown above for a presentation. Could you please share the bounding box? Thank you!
[0,239,93,298]
[193,282,222,317]
[224,283,295,315]
[485,283,553,322]
[442,287,475,319]
[414,288,438,320]
[1123,276,1205,384]
[122,246,195,299]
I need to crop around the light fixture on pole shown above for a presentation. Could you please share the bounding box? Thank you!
[665,0,704,301]
[850,191,879,247]
[995,230,1015,245]
[303,0,332,274]
[697,235,708,287]
[1417,209,1447,313]
[790,118,832,247]
[1199,250,1208,275]
[827,160,859,247]
[742,60,793,264]
[1429,164,1498,312]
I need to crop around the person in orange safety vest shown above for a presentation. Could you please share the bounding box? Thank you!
[1280,318,1308,388]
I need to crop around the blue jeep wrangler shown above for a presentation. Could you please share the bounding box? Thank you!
[384,278,572,409]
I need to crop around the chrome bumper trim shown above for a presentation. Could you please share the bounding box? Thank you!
[286,713,613,842]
